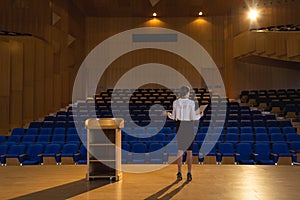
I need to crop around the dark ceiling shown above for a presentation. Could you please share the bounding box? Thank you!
[71,0,244,17]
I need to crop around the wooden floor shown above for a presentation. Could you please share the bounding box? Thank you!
[0,164,300,200]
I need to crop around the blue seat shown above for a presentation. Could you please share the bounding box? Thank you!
[29,122,42,128]
[266,120,279,127]
[57,144,79,164]
[131,143,148,164]
[39,128,52,135]
[20,135,36,146]
[19,144,44,165]
[216,143,236,164]
[0,145,8,166]
[226,127,239,134]
[148,143,167,164]
[235,143,255,165]
[11,128,25,136]
[42,121,55,128]
[159,127,171,134]
[25,128,39,136]
[36,135,51,147]
[283,127,297,135]
[165,142,178,157]
[66,134,81,145]
[0,136,6,144]
[254,127,267,134]
[152,133,166,143]
[55,121,67,128]
[147,127,158,135]
[272,143,296,165]
[290,142,300,161]
[286,133,300,142]
[199,142,217,164]
[44,116,55,121]
[224,133,239,144]
[195,134,205,143]
[6,135,21,144]
[240,127,253,134]
[253,120,265,127]
[67,128,78,135]
[42,144,61,164]
[253,143,275,165]
[2,144,26,165]
[74,145,87,164]
[255,133,270,143]
[240,133,254,144]
[268,127,282,134]
[53,128,66,135]
[51,134,65,146]
[270,133,285,143]
[188,141,198,155]
[240,120,252,127]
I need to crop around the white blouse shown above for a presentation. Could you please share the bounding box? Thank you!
[168,98,201,121]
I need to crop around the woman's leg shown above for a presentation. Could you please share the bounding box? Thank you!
[177,150,184,173]
[186,150,192,173]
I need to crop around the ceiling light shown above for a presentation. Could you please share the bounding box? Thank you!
[198,11,203,16]
[248,9,258,20]
[152,12,157,17]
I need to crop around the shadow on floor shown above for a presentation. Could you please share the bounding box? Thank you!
[11,178,112,200]
[144,179,189,200]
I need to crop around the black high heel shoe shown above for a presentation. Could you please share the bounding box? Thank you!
[187,173,192,181]
[177,172,182,181]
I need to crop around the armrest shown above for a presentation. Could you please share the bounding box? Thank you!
[19,154,27,158]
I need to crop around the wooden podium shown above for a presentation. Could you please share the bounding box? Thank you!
[85,118,124,181]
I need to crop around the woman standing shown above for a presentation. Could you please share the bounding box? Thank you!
[166,86,203,181]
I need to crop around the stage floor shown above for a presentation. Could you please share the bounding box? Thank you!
[0,164,299,200]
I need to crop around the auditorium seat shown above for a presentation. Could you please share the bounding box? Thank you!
[42,144,61,165]
[11,128,25,136]
[74,145,87,164]
[270,133,286,143]
[39,128,52,135]
[25,128,39,136]
[240,133,254,144]
[148,143,167,164]
[20,135,36,146]
[36,135,51,148]
[1,144,26,166]
[51,135,65,146]
[235,143,255,165]
[253,143,275,165]
[199,142,217,164]
[0,136,6,144]
[19,144,43,166]
[131,143,148,164]
[0,144,8,166]
[57,144,79,165]
[255,133,270,143]
[216,143,236,164]
[271,143,296,165]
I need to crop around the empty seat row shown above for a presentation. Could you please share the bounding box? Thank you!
[0,144,86,166]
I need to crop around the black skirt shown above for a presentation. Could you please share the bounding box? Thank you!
[176,120,195,151]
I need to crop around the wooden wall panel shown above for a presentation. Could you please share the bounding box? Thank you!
[0,40,11,134]
[44,45,54,114]
[9,40,24,129]
[86,17,224,93]
[22,38,35,125]
[53,74,62,110]
[34,40,45,118]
